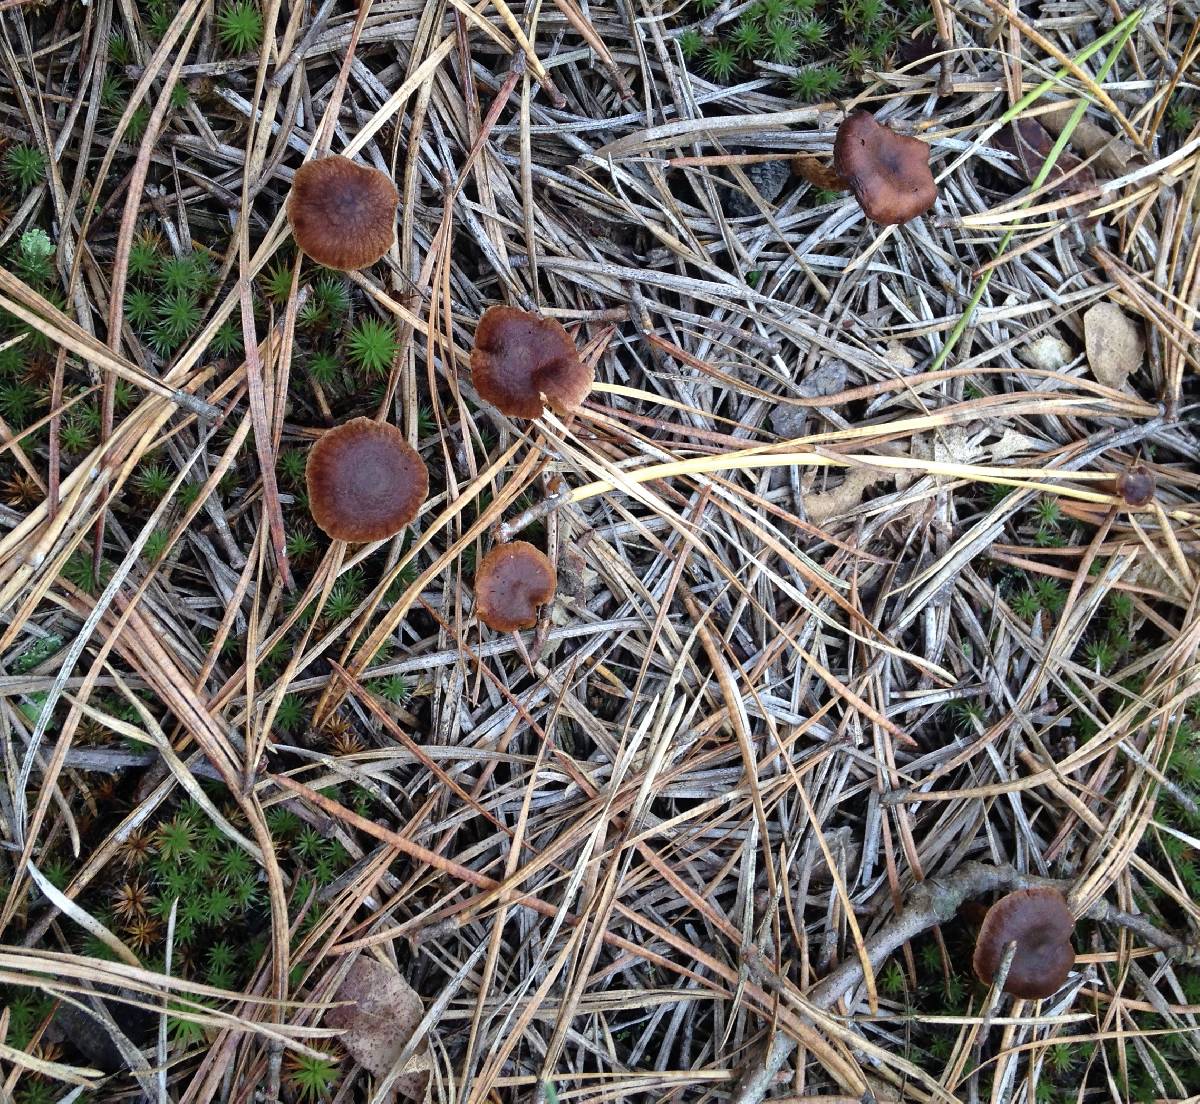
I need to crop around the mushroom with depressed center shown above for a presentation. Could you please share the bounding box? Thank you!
[286,155,399,271]
[474,541,556,632]
[470,306,593,418]
[972,887,1075,999]
[792,111,937,225]
[306,417,428,542]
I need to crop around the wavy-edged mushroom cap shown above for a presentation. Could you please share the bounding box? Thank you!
[972,887,1075,999]
[1117,464,1156,508]
[287,155,399,271]
[471,306,592,418]
[833,111,937,225]
[306,417,428,542]
[475,541,556,632]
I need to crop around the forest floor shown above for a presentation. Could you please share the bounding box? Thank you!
[0,0,1199,1101]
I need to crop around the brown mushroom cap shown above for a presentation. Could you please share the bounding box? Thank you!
[1117,464,1155,508]
[474,541,556,632]
[305,417,428,542]
[833,111,937,225]
[286,155,399,271]
[470,306,593,418]
[972,887,1075,999]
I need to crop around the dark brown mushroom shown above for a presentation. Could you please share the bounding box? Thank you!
[470,306,592,418]
[1116,464,1156,508]
[474,541,556,632]
[972,887,1075,999]
[306,417,428,542]
[286,155,399,271]
[832,111,938,225]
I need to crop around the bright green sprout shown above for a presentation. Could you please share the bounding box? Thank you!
[156,290,201,340]
[127,235,160,280]
[146,1,174,39]
[217,0,265,54]
[143,529,172,563]
[308,350,340,384]
[4,144,46,192]
[108,31,131,65]
[1032,496,1062,530]
[314,276,350,316]
[949,697,985,734]
[125,105,150,141]
[766,23,800,63]
[704,42,739,81]
[278,448,307,486]
[297,298,326,329]
[263,261,294,302]
[286,1050,341,1102]
[210,320,243,358]
[345,317,399,376]
[790,65,826,101]
[218,846,253,883]
[1034,577,1066,613]
[678,29,704,59]
[202,886,235,925]
[155,816,196,864]
[1082,638,1116,672]
[169,81,190,109]
[796,17,829,45]
[135,463,174,499]
[730,18,766,55]
[293,826,325,860]
[160,253,207,295]
[125,288,156,329]
[843,42,871,71]
[101,74,127,110]
[0,383,37,425]
[1011,589,1040,621]
[285,531,317,560]
[273,694,306,735]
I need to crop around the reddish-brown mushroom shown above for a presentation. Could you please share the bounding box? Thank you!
[306,417,428,542]
[972,887,1075,999]
[1116,464,1156,508]
[791,112,937,225]
[474,541,556,632]
[833,111,938,225]
[286,155,399,271]
[470,306,592,418]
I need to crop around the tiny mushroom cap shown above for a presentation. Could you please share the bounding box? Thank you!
[1117,464,1156,508]
[471,306,593,419]
[833,111,938,225]
[286,155,399,271]
[306,417,428,543]
[972,887,1075,999]
[475,541,556,632]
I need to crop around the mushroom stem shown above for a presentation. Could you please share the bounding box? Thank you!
[790,154,846,192]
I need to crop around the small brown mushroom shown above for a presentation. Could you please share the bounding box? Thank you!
[791,111,937,225]
[474,541,556,632]
[972,887,1075,999]
[1116,464,1156,508]
[286,155,399,271]
[833,111,938,225]
[306,417,428,542]
[470,306,593,418]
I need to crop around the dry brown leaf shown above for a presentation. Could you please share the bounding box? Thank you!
[1083,302,1144,390]
[806,468,890,524]
[327,956,429,1101]
[1038,103,1141,177]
